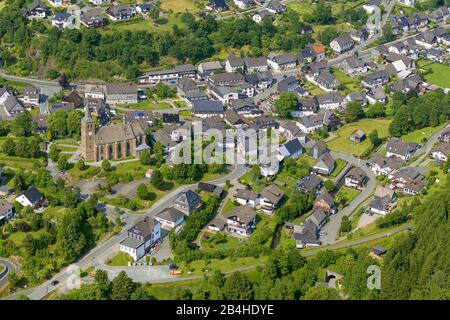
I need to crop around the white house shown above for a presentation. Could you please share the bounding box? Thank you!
[234,0,254,10]
[89,0,111,5]
[430,142,450,162]
[15,187,44,208]
[52,13,76,29]
[398,0,415,7]
[234,189,259,207]
[119,217,161,261]
[154,208,184,229]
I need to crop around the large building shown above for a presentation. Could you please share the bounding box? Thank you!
[80,106,150,162]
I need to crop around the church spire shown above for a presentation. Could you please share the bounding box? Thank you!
[83,104,93,122]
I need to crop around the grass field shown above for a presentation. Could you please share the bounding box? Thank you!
[119,101,171,110]
[222,199,237,214]
[336,186,361,208]
[0,1,6,12]
[106,252,133,266]
[332,69,362,93]
[179,109,192,120]
[401,124,447,144]
[418,60,450,88]
[0,264,4,273]
[160,0,200,13]
[110,14,186,33]
[0,154,43,170]
[330,159,348,178]
[327,119,391,157]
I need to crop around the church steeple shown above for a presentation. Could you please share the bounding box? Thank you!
[83,104,93,123]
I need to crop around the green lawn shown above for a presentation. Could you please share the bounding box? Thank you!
[332,69,362,93]
[160,0,200,12]
[106,252,133,266]
[418,60,450,88]
[67,165,101,181]
[222,199,237,214]
[176,256,266,278]
[118,101,171,110]
[327,119,391,158]
[42,206,66,220]
[276,228,296,251]
[54,139,78,146]
[173,101,188,109]
[0,264,4,273]
[0,154,43,170]
[179,110,192,120]
[0,1,6,12]
[330,159,348,178]
[335,187,361,208]
[401,124,447,144]
[56,145,78,152]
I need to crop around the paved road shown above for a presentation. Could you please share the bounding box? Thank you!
[320,151,377,245]
[302,224,413,257]
[410,123,450,167]
[0,259,18,289]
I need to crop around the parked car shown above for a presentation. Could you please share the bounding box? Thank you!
[51,280,60,286]
[169,264,178,270]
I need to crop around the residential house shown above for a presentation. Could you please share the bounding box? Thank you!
[226,206,257,236]
[52,13,76,29]
[244,57,269,73]
[313,191,335,215]
[15,187,44,208]
[349,28,369,43]
[81,8,105,28]
[368,153,405,176]
[389,167,427,195]
[253,114,279,130]
[370,186,397,215]
[277,76,300,93]
[438,128,450,142]
[388,42,408,55]
[279,121,304,140]
[225,108,246,127]
[106,5,136,21]
[119,217,161,261]
[344,167,368,189]
[89,0,111,5]
[367,87,387,104]
[234,0,254,10]
[260,184,284,214]
[345,92,368,106]
[225,55,244,73]
[415,30,437,49]
[173,190,202,215]
[229,98,261,117]
[307,208,329,229]
[0,87,25,118]
[386,138,419,161]
[154,207,184,229]
[427,48,445,63]
[362,70,389,88]
[192,100,224,118]
[267,52,297,71]
[310,141,329,160]
[310,43,326,61]
[24,0,49,19]
[48,0,67,7]
[197,61,223,79]
[297,98,319,116]
[278,137,303,160]
[260,154,280,177]
[312,152,336,176]
[315,70,341,92]
[330,36,354,54]
[0,200,14,224]
[235,189,259,207]
[296,175,322,195]
[20,87,40,106]
[206,0,229,12]
[316,92,344,110]
[429,6,450,23]
[294,220,321,248]
[136,3,153,15]
[208,72,244,87]
[298,48,314,64]
[267,0,286,14]
[105,83,138,105]
[430,142,450,162]
[340,56,368,77]
[177,78,199,97]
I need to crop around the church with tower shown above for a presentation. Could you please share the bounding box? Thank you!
[80,106,150,162]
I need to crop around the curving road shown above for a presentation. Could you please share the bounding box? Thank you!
[0,259,18,289]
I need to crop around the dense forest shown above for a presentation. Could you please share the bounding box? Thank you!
[0,0,369,81]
